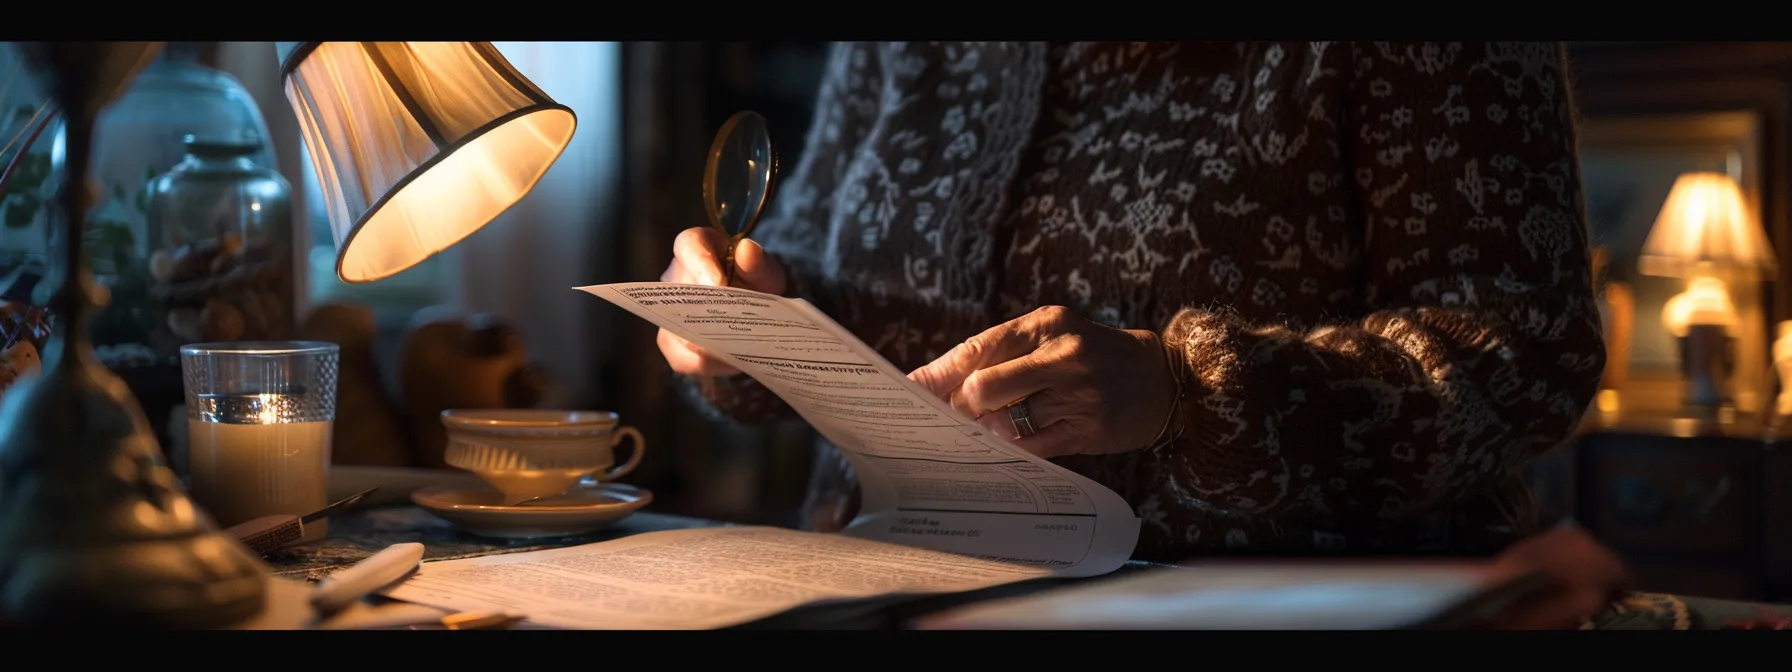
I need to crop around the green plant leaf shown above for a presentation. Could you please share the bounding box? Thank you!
[102,223,134,250]
[80,219,136,258]
[0,151,19,199]
[2,194,38,228]
[9,153,49,191]
[1,151,51,202]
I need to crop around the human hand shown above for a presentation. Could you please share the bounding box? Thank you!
[1490,522,1630,630]
[656,227,789,377]
[908,306,1177,458]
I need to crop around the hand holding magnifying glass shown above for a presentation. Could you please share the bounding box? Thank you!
[702,111,778,287]
[655,112,786,378]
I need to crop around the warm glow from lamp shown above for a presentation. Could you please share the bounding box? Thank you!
[1637,171,1776,414]
[1595,389,1621,414]
[1638,172,1777,279]
[1661,276,1739,337]
[277,41,577,283]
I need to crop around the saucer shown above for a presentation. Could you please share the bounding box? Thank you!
[412,481,653,540]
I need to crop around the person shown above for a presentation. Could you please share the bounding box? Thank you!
[1490,522,1629,630]
[660,42,1603,559]
[658,41,1792,630]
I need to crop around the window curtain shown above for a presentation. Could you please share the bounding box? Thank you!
[442,41,622,409]
[606,42,827,525]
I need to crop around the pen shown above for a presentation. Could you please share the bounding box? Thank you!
[311,542,426,615]
[226,487,378,555]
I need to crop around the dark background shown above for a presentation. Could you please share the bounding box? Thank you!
[8,40,1791,602]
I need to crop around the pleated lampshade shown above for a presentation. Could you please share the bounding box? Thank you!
[1639,172,1779,279]
[277,42,577,282]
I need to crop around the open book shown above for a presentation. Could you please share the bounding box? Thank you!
[379,283,1140,629]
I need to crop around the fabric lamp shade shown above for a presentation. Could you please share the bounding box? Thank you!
[1638,171,1778,279]
[277,42,577,283]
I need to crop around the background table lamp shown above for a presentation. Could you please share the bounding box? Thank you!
[277,42,577,282]
[0,41,575,629]
[1639,171,1779,413]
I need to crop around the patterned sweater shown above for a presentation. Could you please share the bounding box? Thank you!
[686,42,1604,559]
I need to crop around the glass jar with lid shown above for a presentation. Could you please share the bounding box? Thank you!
[83,43,276,362]
[143,135,295,356]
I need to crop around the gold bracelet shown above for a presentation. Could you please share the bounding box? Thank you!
[1143,336,1189,452]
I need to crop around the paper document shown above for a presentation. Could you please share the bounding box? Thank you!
[383,283,1143,630]
[577,283,1139,573]
[384,526,1051,630]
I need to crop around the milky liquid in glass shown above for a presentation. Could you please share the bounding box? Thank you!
[187,419,332,541]
[180,341,340,544]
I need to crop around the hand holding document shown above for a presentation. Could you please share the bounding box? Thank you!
[380,283,1141,629]
[581,282,1140,571]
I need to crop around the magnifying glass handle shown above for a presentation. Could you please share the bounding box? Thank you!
[721,237,740,287]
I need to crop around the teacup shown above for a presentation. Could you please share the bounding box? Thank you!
[440,409,647,506]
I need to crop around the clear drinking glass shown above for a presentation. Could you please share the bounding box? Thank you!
[180,341,339,541]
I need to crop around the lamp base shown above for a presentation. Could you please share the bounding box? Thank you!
[0,39,268,630]
[0,343,267,629]
[1679,324,1734,413]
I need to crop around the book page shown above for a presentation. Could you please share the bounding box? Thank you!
[382,526,1051,630]
[576,283,1140,577]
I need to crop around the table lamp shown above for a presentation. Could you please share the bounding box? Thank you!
[1639,171,1779,412]
[0,41,575,629]
[278,42,577,282]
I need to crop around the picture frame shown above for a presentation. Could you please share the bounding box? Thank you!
[1578,110,1771,415]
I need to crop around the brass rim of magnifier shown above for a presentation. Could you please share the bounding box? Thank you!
[702,111,779,238]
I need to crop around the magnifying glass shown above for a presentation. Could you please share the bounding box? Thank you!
[702,110,778,287]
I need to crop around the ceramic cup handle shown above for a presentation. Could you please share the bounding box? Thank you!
[603,426,645,480]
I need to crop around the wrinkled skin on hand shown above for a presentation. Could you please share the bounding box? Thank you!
[908,305,1177,459]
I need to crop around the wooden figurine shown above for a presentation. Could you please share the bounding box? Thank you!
[298,302,412,466]
[1592,247,1634,401]
[398,307,549,468]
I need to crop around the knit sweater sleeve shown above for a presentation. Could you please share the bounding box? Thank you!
[679,42,885,424]
[1146,42,1605,522]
